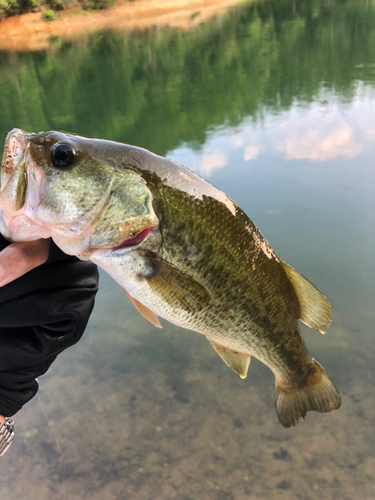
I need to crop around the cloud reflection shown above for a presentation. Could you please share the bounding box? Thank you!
[244,145,262,161]
[275,112,362,161]
[199,151,228,176]
[169,90,372,176]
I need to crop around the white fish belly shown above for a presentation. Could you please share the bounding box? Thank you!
[90,248,199,331]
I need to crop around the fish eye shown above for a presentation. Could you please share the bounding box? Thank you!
[50,143,76,169]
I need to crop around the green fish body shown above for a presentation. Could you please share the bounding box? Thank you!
[0,129,341,427]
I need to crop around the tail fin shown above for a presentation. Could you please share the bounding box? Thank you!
[275,360,341,428]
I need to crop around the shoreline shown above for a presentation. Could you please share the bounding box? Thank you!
[0,0,245,52]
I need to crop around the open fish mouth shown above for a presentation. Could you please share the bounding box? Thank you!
[1,128,27,191]
[0,129,49,241]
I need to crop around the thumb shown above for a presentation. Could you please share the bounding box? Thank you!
[0,239,51,287]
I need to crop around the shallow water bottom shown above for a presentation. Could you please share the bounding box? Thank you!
[2,278,374,500]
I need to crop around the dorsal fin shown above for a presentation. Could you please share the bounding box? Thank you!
[280,261,331,334]
[207,337,250,379]
[126,291,162,329]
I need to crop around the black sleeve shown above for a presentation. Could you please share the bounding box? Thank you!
[0,235,99,417]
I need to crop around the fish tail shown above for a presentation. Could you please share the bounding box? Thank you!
[275,360,341,428]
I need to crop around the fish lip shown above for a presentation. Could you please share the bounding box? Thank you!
[1,128,27,190]
[0,129,48,240]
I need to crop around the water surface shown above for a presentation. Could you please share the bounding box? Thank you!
[1,1,374,498]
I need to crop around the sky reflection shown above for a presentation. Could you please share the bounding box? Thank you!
[169,85,375,175]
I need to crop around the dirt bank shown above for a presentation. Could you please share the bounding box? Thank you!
[0,0,245,51]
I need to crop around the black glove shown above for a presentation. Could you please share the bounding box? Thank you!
[0,235,99,416]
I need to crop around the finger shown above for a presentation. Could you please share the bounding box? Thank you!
[0,239,51,287]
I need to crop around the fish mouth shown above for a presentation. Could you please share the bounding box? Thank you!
[1,128,27,191]
[0,129,48,241]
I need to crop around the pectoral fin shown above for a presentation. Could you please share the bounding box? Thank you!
[126,291,162,328]
[145,254,210,313]
[207,337,250,379]
[280,261,332,334]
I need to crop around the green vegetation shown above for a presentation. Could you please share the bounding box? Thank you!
[0,0,374,156]
[0,0,35,18]
[44,8,54,18]
[0,0,114,17]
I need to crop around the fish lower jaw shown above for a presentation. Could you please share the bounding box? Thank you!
[47,223,157,261]
[0,213,51,241]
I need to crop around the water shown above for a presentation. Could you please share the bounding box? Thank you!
[1,0,375,498]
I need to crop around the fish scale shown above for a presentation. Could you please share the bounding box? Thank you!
[128,172,315,383]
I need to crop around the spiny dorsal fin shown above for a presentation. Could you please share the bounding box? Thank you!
[145,255,210,313]
[126,291,162,329]
[207,337,250,379]
[280,260,332,334]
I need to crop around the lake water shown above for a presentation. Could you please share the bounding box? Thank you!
[0,0,374,498]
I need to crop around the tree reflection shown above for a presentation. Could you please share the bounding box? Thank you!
[0,0,374,156]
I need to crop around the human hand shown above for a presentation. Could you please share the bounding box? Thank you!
[0,239,50,287]
[0,234,98,440]
[0,239,50,437]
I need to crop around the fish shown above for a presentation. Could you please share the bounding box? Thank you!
[0,128,341,428]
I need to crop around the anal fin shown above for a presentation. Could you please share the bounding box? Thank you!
[207,337,250,379]
[126,291,162,329]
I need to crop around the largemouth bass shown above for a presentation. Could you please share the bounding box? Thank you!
[0,128,341,428]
